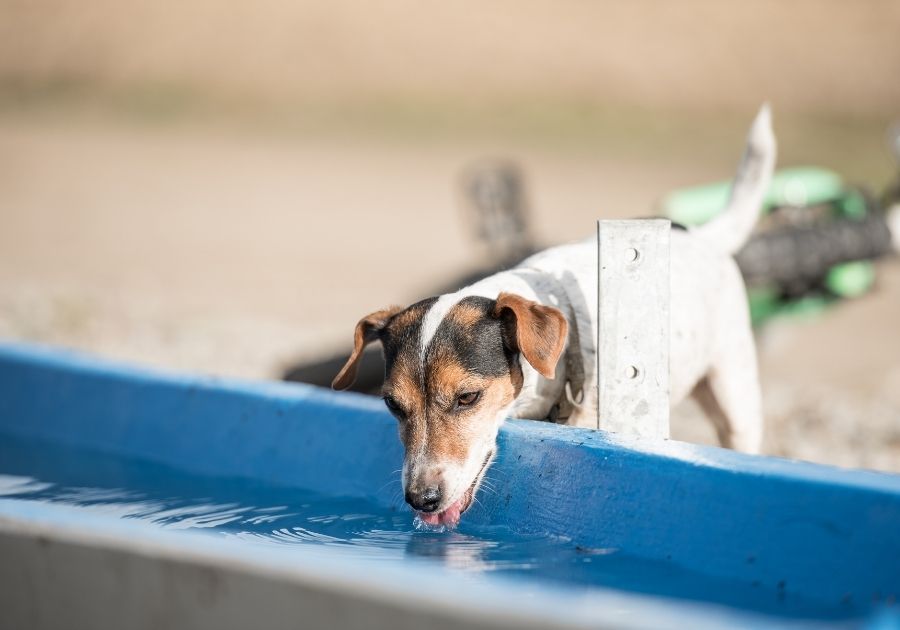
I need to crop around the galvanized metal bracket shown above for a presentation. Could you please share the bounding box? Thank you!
[597,219,670,439]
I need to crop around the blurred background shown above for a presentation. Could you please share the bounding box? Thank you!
[1,1,898,471]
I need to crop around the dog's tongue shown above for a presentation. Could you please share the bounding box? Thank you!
[418,496,465,527]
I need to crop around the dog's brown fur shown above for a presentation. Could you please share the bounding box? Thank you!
[333,294,567,518]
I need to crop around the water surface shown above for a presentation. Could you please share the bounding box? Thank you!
[0,432,871,624]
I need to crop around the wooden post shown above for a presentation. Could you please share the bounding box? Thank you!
[597,219,670,438]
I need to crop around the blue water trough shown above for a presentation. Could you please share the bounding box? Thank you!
[0,341,898,629]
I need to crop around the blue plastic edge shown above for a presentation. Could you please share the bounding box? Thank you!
[0,340,897,613]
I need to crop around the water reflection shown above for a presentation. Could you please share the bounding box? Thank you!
[0,469,559,576]
[0,436,872,622]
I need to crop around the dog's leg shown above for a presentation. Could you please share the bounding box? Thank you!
[692,374,763,454]
[691,378,732,448]
[691,331,764,454]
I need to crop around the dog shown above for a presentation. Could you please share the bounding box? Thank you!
[333,105,776,527]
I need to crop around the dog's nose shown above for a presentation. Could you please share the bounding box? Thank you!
[405,486,442,512]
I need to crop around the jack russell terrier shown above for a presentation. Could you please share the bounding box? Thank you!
[333,106,776,527]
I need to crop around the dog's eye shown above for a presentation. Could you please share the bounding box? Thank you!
[383,395,404,417]
[456,391,481,408]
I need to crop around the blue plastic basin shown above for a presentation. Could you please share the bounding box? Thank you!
[0,342,897,628]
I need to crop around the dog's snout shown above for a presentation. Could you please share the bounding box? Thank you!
[405,485,442,512]
[421,486,441,510]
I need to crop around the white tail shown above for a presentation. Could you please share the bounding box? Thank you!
[695,104,777,254]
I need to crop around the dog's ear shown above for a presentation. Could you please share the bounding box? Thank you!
[332,307,402,390]
[493,292,568,379]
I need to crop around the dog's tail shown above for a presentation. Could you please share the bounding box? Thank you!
[694,104,777,255]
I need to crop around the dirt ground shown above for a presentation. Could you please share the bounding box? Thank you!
[1,109,898,474]
[3,0,899,117]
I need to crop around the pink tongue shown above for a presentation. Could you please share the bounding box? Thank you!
[418,496,465,527]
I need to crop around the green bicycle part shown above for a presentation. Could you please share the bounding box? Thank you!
[834,188,868,218]
[748,288,834,326]
[662,167,845,226]
[746,261,874,326]
[824,261,876,298]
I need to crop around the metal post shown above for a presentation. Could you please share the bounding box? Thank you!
[597,219,670,439]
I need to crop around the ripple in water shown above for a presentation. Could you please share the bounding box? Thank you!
[0,434,869,621]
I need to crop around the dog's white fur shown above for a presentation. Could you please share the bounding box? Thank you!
[421,106,776,460]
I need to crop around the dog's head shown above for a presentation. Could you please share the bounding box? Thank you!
[333,293,567,527]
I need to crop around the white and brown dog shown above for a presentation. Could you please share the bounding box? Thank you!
[334,106,776,527]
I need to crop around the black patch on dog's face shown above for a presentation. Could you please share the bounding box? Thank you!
[426,296,515,378]
[379,297,437,381]
[378,295,524,492]
[378,295,524,428]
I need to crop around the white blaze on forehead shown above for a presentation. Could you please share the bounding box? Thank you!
[419,292,466,361]
[418,277,513,362]
[411,290,471,482]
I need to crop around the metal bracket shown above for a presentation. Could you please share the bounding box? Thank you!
[597,219,670,439]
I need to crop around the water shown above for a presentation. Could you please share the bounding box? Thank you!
[0,433,869,624]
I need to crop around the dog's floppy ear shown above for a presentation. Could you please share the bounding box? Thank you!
[493,292,568,379]
[332,307,401,390]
